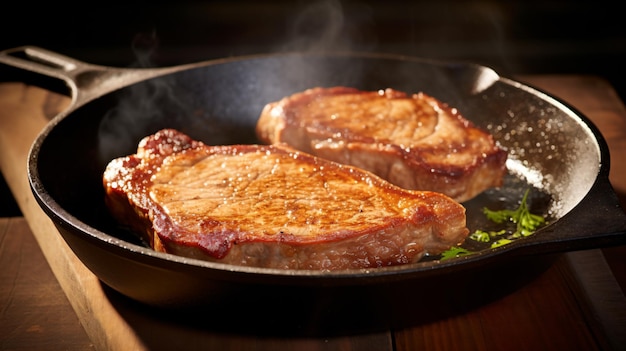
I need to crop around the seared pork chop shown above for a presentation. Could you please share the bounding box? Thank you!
[256,87,508,202]
[103,129,469,270]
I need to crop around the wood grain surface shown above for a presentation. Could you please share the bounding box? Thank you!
[0,217,94,351]
[1,75,625,351]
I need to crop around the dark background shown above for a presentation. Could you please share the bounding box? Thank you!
[3,1,624,85]
[2,0,625,216]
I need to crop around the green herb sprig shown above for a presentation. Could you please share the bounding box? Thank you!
[440,246,473,260]
[439,188,546,260]
[482,188,546,240]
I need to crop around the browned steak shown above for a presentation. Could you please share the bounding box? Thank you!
[256,87,508,202]
[103,129,469,270]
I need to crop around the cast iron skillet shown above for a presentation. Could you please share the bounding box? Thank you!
[2,46,626,334]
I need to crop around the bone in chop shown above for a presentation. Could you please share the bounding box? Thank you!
[103,129,469,270]
[256,87,508,202]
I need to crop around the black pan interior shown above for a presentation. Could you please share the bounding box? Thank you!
[34,53,602,271]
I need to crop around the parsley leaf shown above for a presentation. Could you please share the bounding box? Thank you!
[469,229,506,242]
[482,188,545,240]
[440,246,473,260]
[439,188,547,260]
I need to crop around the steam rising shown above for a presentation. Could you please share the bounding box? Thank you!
[281,0,350,53]
[97,30,196,164]
[97,0,367,167]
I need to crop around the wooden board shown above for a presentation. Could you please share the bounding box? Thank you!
[1,75,625,350]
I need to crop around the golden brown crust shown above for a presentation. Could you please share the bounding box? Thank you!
[103,129,469,270]
[256,87,508,202]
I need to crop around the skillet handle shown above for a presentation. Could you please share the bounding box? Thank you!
[0,46,168,109]
[0,46,96,107]
[521,175,626,255]
[0,46,88,82]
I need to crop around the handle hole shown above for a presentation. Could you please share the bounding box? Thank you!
[0,65,71,99]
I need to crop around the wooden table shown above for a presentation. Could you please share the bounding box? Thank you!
[1,75,626,351]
